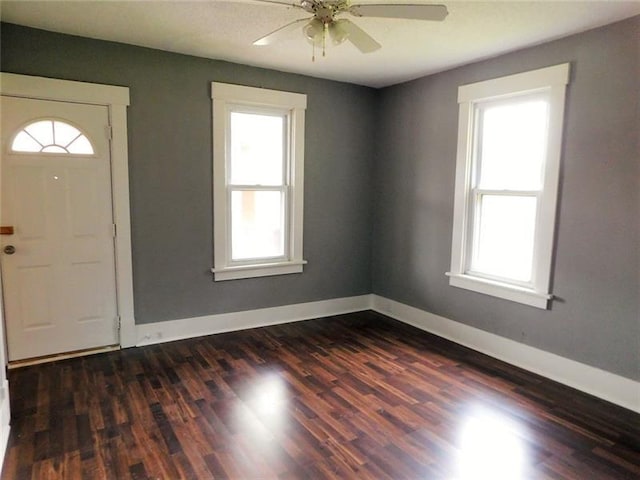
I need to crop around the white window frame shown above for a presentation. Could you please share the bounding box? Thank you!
[211,82,306,281]
[447,63,570,309]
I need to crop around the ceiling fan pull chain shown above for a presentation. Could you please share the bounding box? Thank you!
[312,40,316,62]
[323,22,327,57]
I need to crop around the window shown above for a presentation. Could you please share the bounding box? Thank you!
[211,83,306,281]
[448,64,570,308]
[11,119,94,154]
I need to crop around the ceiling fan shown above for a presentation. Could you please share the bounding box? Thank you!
[253,1,448,59]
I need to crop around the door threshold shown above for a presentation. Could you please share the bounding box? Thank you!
[8,345,120,369]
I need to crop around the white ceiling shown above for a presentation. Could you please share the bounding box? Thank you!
[2,1,639,88]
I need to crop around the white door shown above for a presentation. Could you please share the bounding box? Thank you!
[0,96,119,361]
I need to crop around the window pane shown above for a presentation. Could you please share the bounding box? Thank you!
[471,195,536,282]
[11,131,43,152]
[231,190,284,260]
[67,135,94,154]
[230,112,285,186]
[53,121,82,147]
[11,120,94,155]
[25,120,54,146]
[478,98,548,190]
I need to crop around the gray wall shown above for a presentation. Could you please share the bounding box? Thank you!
[2,18,638,382]
[0,23,376,323]
[373,16,640,380]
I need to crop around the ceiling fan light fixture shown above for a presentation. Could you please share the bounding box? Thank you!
[303,18,324,43]
[329,19,350,45]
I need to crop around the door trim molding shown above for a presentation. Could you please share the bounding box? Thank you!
[0,73,136,348]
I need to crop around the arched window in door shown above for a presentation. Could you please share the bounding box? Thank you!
[11,119,94,154]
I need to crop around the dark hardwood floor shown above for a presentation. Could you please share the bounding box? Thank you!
[2,311,639,479]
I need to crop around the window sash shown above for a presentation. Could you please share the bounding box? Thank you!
[467,190,540,287]
[466,93,548,287]
[227,106,290,187]
[226,185,290,265]
[225,106,292,265]
[472,94,550,192]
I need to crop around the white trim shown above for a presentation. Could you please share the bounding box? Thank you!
[136,294,372,346]
[370,295,640,413]
[211,260,307,281]
[446,273,551,309]
[0,273,8,470]
[0,379,9,474]
[7,345,120,369]
[109,105,136,347]
[211,82,306,282]
[458,63,570,102]
[0,73,129,106]
[211,83,307,109]
[449,63,570,309]
[0,73,136,347]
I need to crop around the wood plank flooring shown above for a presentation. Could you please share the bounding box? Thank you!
[3,311,639,479]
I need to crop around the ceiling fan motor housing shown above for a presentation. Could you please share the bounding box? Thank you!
[303,0,351,22]
[316,6,335,23]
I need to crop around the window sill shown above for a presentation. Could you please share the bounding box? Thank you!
[446,272,553,309]
[212,260,307,281]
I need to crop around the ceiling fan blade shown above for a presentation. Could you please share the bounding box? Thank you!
[253,18,309,46]
[349,3,448,21]
[249,0,316,14]
[250,0,304,8]
[340,19,381,54]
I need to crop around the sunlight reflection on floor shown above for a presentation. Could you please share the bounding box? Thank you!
[454,406,528,480]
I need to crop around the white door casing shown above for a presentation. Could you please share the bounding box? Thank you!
[0,73,135,357]
[1,97,119,360]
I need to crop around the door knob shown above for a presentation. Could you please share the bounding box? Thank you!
[3,245,16,255]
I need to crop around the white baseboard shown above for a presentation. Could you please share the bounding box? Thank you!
[371,295,640,413]
[136,294,373,346]
[0,379,10,474]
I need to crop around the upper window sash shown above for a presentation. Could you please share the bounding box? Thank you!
[471,93,550,192]
[226,105,289,187]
